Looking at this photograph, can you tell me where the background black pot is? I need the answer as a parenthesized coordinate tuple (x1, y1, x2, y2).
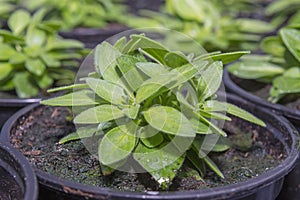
(0, 142, 38, 200)
(126, 0, 164, 14)
(1, 93, 298, 200)
(223, 68, 300, 200)
(0, 95, 40, 130)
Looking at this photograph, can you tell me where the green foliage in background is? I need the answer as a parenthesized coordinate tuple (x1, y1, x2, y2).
(228, 24, 300, 103)
(42, 34, 265, 189)
(123, 0, 275, 52)
(23, 0, 126, 30)
(0, 9, 84, 98)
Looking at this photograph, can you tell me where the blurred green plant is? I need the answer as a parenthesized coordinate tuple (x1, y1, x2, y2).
(0, 0, 18, 25)
(0, 9, 84, 98)
(42, 34, 265, 189)
(228, 25, 300, 103)
(123, 0, 274, 52)
(265, 0, 300, 27)
(22, 0, 126, 30)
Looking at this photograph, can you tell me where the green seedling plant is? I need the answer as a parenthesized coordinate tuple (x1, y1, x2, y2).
(42, 34, 265, 189)
(124, 0, 274, 52)
(228, 25, 300, 103)
(0, 9, 85, 98)
(22, 0, 126, 30)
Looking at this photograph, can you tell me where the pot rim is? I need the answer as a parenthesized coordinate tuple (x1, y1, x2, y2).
(0, 98, 41, 107)
(0, 141, 38, 200)
(223, 67, 300, 121)
(1, 94, 299, 199)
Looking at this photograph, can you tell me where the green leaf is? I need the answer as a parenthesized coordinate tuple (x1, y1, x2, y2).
(203, 100, 266, 127)
(260, 36, 285, 57)
(40, 53, 60, 67)
(0, 79, 14, 91)
(208, 51, 250, 65)
(47, 84, 88, 93)
(283, 67, 300, 78)
(0, 63, 13, 81)
(227, 60, 284, 79)
(47, 39, 84, 50)
(189, 118, 212, 134)
(187, 149, 206, 177)
(25, 59, 46, 76)
(199, 150, 224, 178)
(59, 126, 99, 144)
(0, 30, 24, 44)
(193, 134, 231, 152)
(272, 76, 300, 97)
(236, 19, 274, 34)
(198, 61, 223, 101)
(41, 90, 99, 106)
(196, 113, 227, 137)
(13, 72, 39, 98)
(168, 0, 208, 22)
(0, 44, 16, 60)
(123, 35, 168, 60)
(116, 54, 145, 91)
(122, 105, 140, 119)
(9, 52, 26, 64)
(136, 61, 208, 103)
(280, 28, 300, 62)
(94, 42, 122, 84)
(113, 36, 127, 51)
(36, 73, 53, 89)
(143, 106, 195, 137)
(226, 103, 266, 126)
(26, 28, 46, 47)
(140, 128, 164, 148)
(134, 142, 185, 189)
(99, 125, 136, 165)
(136, 62, 169, 77)
(74, 104, 125, 124)
(8, 10, 31, 35)
(86, 77, 128, 105)
(192, 140, 224, 178)
(164, 51, 188, 68)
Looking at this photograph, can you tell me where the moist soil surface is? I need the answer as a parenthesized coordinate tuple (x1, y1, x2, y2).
(232, 75, 300, 110)
(10, 106, 285, 192)
(0, 166, 23, 200)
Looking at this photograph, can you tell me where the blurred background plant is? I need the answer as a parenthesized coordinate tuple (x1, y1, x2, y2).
(21, 0, 126, 30)
(123, 0, 276, 52)
(228, 22, 300, 103)
(0, 9, 85, 98)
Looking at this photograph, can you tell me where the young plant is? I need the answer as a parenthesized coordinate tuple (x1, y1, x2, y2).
(22, 0, 126, 30)
(124, 0, 274, 52)
(42, 34, 265, 189)
(0, 9, 84, 98)
(228, 25, 300, 103)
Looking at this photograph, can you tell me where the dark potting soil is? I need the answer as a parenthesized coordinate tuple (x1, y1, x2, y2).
(231, 75, 300, 110)
(10, 106, 285, 192)
(0, 166, 23, 200)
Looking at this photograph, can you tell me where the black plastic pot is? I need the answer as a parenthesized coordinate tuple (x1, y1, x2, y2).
(126, 0, 164, 14)
(59, 26, 127, 49)
(223, 68, 300, 200)
(0, 96, 40, 129)
(0, 142, 38, 200)
(1, 93, 298, 200)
